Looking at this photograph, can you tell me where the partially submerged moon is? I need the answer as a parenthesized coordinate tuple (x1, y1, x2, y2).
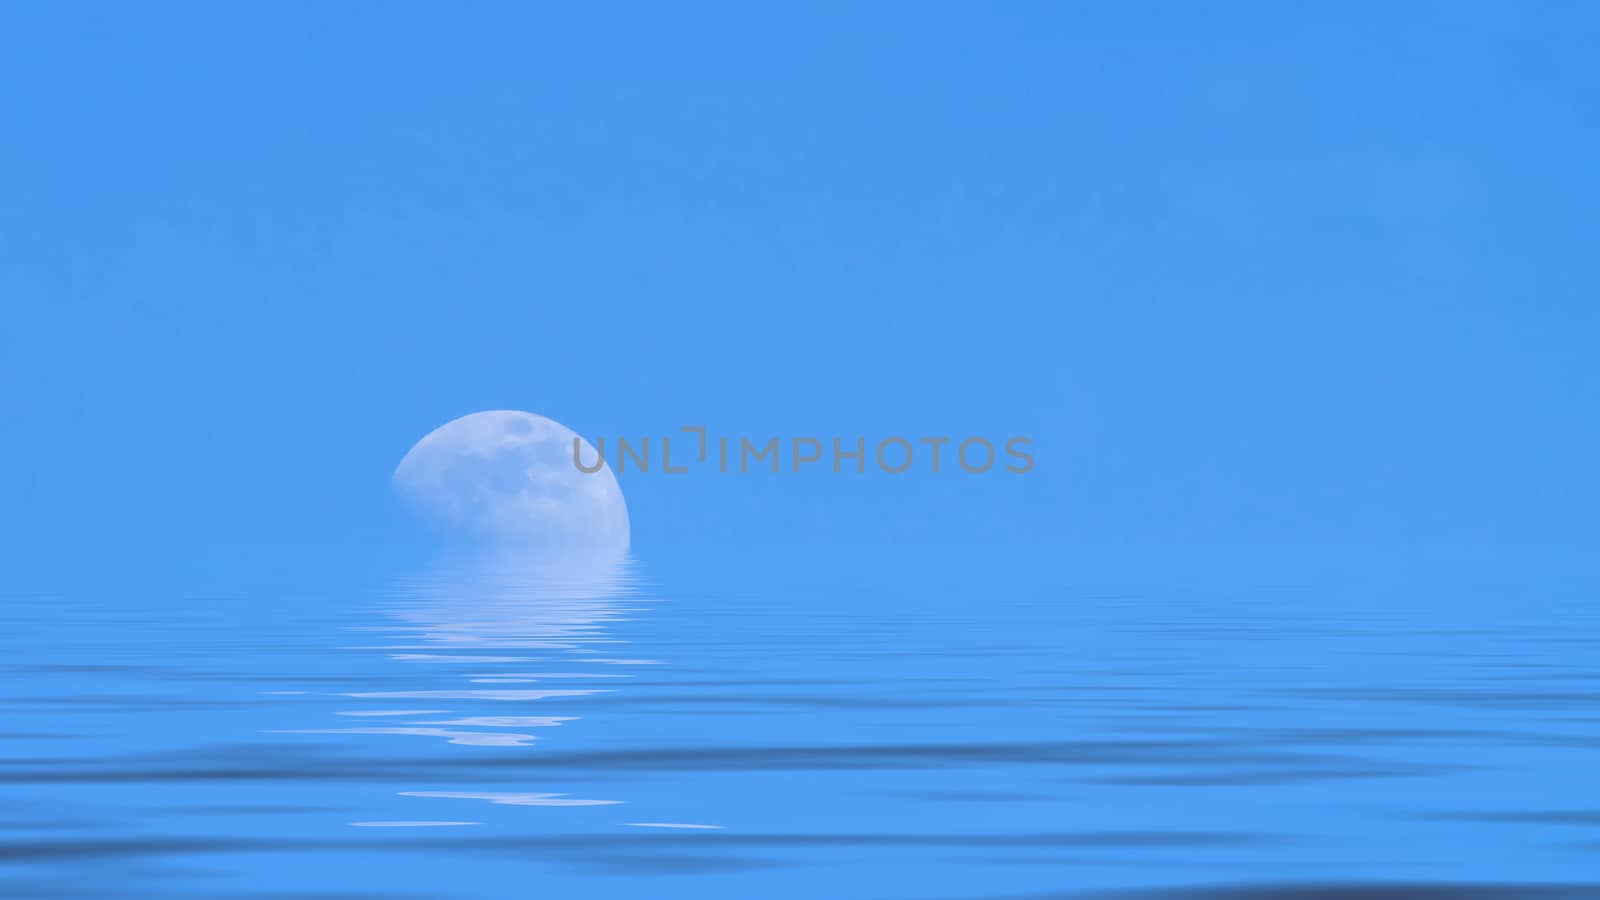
(393, 410, 629, 554)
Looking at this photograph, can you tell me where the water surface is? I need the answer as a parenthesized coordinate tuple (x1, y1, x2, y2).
(3, 551, 1599, 898)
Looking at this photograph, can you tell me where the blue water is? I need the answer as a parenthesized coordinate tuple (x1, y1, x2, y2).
(4, 548, 1600, 898)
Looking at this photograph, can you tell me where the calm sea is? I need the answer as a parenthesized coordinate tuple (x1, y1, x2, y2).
(3, 547, 1599, 898)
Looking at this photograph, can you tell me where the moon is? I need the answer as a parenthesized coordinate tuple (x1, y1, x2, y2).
(393, 410, 629, 554)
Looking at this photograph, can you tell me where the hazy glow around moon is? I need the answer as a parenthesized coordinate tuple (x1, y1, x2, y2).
(393, 410, 629, 552)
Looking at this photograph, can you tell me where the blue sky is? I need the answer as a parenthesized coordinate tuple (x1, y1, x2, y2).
(1, 3, 1596, 587)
